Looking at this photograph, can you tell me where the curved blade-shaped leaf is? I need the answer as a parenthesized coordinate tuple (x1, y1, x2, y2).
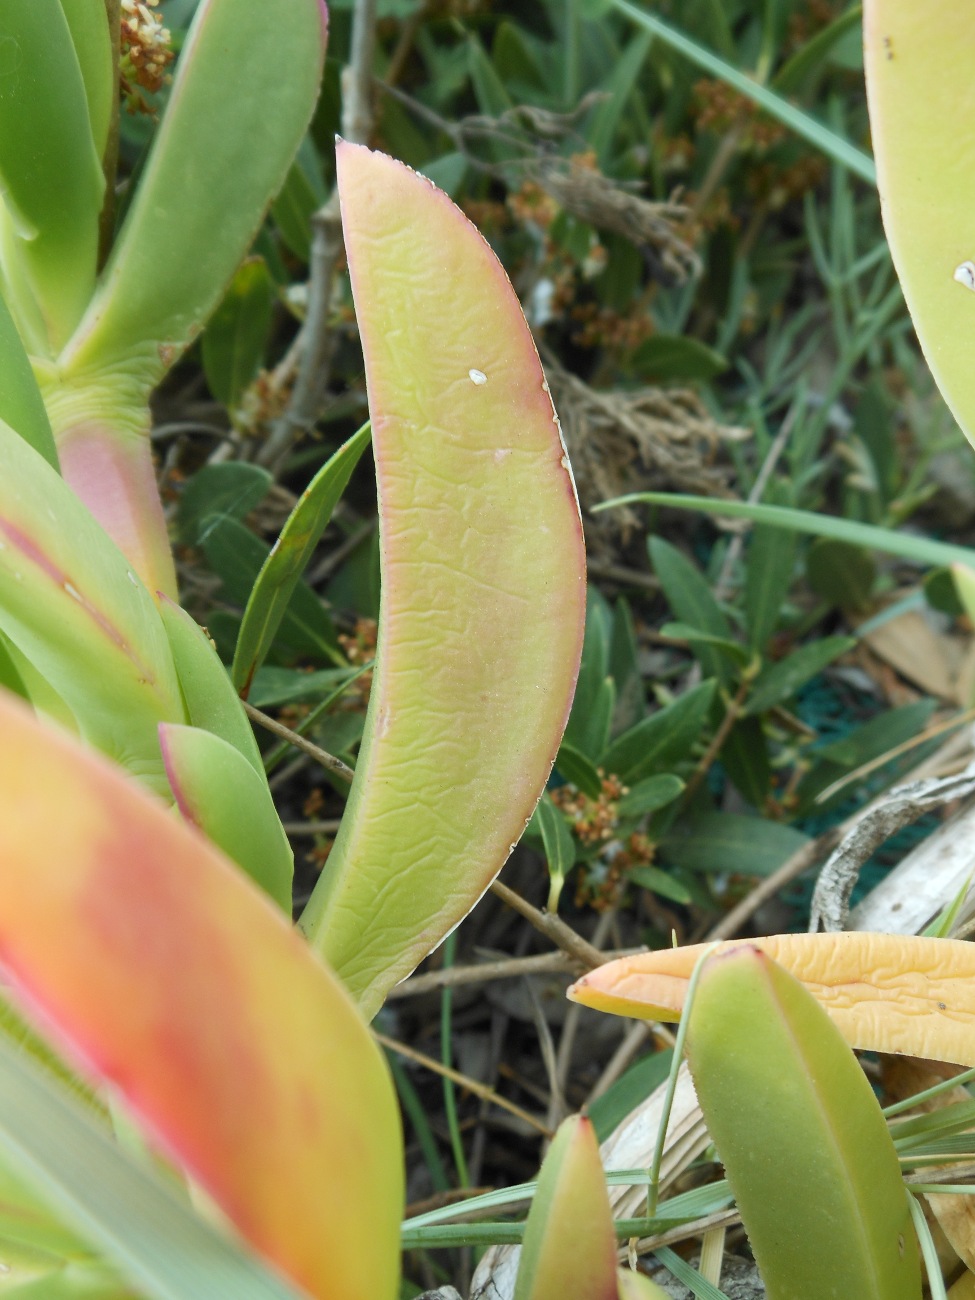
(0, 295, 59, 470)
(616, 1272, 671, 1300)
(685, 948, 920, 1300)
(513, 1115, 617, 1300)
(158, 597, 264, 773)
(0, 0, 103, 350)
(61, 0, 328, 379)
(59, 0, 114, 159)
(160, 722, 293, 912)
(232, 421, 371, 697)
(0, 691, 403, 1300)
(299, 143, 586, 1017)
(0, 420, 183, 795)
(569, 932, 975, 1069)
(864, 0, 975, 445)
(0, 1031, 300, 1299)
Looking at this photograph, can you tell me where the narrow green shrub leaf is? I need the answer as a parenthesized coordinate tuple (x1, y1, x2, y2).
(806, 538, 877, 611)
(628, 865, 692, 905)
(554, 742, 604, 800)
(271, 135, 329, 261)
(247, 665, 356, 710)
(649, 538, 733, 684)
(660, 622, 751, 667)
(513, 1116, 617, 1300)
(62, 0, 327, 380)
(609, 597, 645, 733)
(618, 773, 684, 819)
(563, 593, 612, 752)
(202, 516, 343, 666)
(232, 422, 371, 696)
(684, 949, 921, 1299)
(719, 716, 772, 807)
(0, 0, 103, 350)
(533, 793, 577, 911)
(602, 680, 716, 784)
(661, 813, 809, 876)
(177, 463, 273, 547)
(202, 257, 275, 410)
(745, 524, 796, 651)
(632, 334, 728, 382)
(299, 144, 586, 1017)
(0, 295, 59, 469)
(744, 635, 857, 716)
(160, 723, 293, 911)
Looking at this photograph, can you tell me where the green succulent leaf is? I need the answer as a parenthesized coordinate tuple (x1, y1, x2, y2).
(513, 1115, 617, 1300)
(0, 295, 59, 470)
(61, 0, 328, 382)
(157, 597, 264, 774)
(685, 948, 921, 1300)
(0, 420, 184, 795)
(864, 0, 975, 447)
(160, 723, 293, 911)
(299, 145, 586, 1018)
(59, 0, 114, 159)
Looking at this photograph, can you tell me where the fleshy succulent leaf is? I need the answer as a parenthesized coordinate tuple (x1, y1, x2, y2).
(513, 1115, 617, 1300)
(232, 421, 372, 697)
(0, 0, 103, 351)
(0, 690, 403, 1300)
(61, 0, 328, 381)
(157, 597, 264, 774)
(569, 932, 975, 1069)
(616, 1271, 673, 1300)
(0, 420, 184, 795)
(0, 295, 59, 470)
(863, 0, 975, 445)
(684, 948, 920, 1300)
(0, 1029, 303, 1299)
(298, 143, 586, 1017)
(59, 0, 115, 159)
(160, 722, 294, 911)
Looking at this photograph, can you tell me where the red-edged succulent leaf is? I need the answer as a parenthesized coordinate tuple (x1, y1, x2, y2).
(0, 418, 184, 795)
(513, 1115, 617, 1300)
(0, 689, 403, 1300)
(299, 143, 586, 1017)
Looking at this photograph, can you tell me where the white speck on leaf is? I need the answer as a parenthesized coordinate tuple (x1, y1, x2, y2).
(954, 261, 975, 291)
(64, 583, 82, 602)
(468, 368, 487, 386)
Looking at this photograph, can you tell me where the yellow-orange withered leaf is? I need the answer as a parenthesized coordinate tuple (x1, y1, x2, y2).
(569, 932, 975, 1068)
